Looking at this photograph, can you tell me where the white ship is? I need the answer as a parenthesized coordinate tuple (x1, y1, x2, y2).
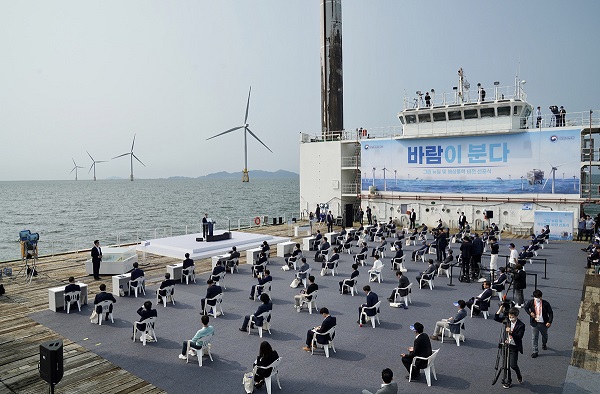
(299, 68, 600, 236)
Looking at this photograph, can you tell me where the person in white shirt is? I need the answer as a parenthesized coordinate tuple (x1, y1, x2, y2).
(508, 243, 519, 266)
(369, 255, 384, 282)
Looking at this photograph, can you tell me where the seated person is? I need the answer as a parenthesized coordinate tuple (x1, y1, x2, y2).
(200, 279, 222, 315)
(157, 273, 176, 304)
(314, 237, 330, 261)
(240, 293, 272, 331)
(250, 269, 272, 299)
(133, 300, 157, 340)
(302, 307, 336, 351)
(371, 238, 387, 257)
(339, 263, 359, 293)
(321, 247, 340, 273)
(391, 246, 404, 264)
(368, 255, 384, 281)
(226, 247, 240, 270)
(416, 259, 436, 283)
(338, 227, 347, 243)
(178, 315, 214, 360)
(465, 281, 493, 313)
(285, 243, 302, 268)
(492, 267, 507, 292)
(587, 244, 600, 269)
(436, 249, 454, 273)
(409, 228, 419, 241)
(358, 285, 379, 324)
(411, 241, 429, 261)
(294, 275, 318, 312)
(518, 246, 532, 264)
(93, 283, 116, 321)
(463, 222, 471, 233)
(354, 242, 368, 263)
(388, 270, 410, 308)
(312, 230, 323, 250)
(430, 299, 467, 340)
(252, 252, 268, 277)
(130, 262, 144, 283)
(361, 368, 398, 394)
(391, 238, 404, 252)
(252, 341, 279, 390)
(210, 260, 226, 281)
(435, 219, 443, 230)
(182, 253, 195, 274)
(296, 258, 310, 282)
(64, 276, 80, 294)
(261, 241, 271, 256)
(396, 229, 406, 241)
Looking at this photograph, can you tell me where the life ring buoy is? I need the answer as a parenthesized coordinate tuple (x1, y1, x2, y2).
(254, 217, 261, 226)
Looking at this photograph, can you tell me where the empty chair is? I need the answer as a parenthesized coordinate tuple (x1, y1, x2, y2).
(311, 326, 336, 358)
(255, 357, 282, 394)
(182, 267, 197, 283)
(300, 290, 319, 314)
(157, 285, 176, 307)
(128, 276, 146, 297)
(132, 316, 157, 346)
(64, 291, 81, 314)
(96, 300, 114, 325)
(203, 293, 224, 317)
(442, 320, 465, 346)
(247, 311, 272, 338)
(392, 283, 413, 306)
(360, 300, 382, 328)
(186, 334, 213, 367)
(409, 349, 440, 386)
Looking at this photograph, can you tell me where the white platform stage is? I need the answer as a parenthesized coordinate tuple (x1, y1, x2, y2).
(136, 231, 290, 260)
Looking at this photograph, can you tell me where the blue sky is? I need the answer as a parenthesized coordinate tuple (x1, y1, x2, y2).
(0, 0, 598, 181)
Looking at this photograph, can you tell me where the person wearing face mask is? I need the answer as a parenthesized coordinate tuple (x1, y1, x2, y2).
(524, 290, 553, 358)
(494, 305, 525, 389)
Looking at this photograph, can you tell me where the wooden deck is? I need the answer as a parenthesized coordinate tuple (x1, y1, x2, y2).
(572, 271, 600, 372)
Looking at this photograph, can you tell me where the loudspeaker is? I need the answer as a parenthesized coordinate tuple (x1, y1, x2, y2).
(485, 210, 494, 219)
(40, 340, 63, 385)
(344, 204, 354, 227)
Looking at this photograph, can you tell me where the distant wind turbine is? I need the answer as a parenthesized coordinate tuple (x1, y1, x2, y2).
(206, 86, 272, 182)
(372, 167, 376, 186)
(70, 158, 84, 181)
(87, 151, 106, 181)
(382, 167, 388, 191)
(112, 134, 145, 181)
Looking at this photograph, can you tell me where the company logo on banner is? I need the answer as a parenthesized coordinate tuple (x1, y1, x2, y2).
(533, 211, 574, 241)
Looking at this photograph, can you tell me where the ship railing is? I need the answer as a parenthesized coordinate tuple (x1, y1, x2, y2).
(341, 156, 360, 167)
(403, 84, 525, 110)
(529, 109, 600, 129)
(300, 126, 404, 143)
(341, 183, 360, 195)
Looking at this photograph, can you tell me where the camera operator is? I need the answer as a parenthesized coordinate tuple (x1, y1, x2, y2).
(512, 264, 527, 307)
(494, 304, 525, 388)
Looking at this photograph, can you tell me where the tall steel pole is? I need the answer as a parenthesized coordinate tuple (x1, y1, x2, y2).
(589, 110, 593, 200)
(320, 0, 343, 138)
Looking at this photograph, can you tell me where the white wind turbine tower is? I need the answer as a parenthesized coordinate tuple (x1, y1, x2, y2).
(394, 169, 397, 185)
(371, 167, 376, 186)
(542, 160, 576, 194)
(206, 86, 272, 182)
(381, 166, 388, 191)
(70, 158, 84, 181)
(87, 151, 106, 181)
(112, 134, 146, 181)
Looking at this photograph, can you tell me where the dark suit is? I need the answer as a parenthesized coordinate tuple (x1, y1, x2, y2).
(402, 333, 433, 379)
(250, 275, 272, 298)
(416, 264, 435, 282)
(202, 217, 208, 238)
(323, 253, 339, 269)
(466, 288, 493, 311)
(326, 214, 334, 232)
(359, 291, 379, 322)
(390, 275, 410, 299)
(524, 298, 553, 353)
(201, 284, 223, 313)
(409, 211, 416, 229)
(315, 241, 330, 260)
(339, 270, 359, 292)
(242, 301, 272, 330)
(91, 245, 102, 279)
(64, 283, 81, 294)
(211, 265, 226, 281)
(130, 268, 144, 283)
(254, 350, 279, 382)
(182, 258, 195, 271)
(306, 315, 336, 346)
(494, 313, 525, 384)
(304, 283, 318, 301)
(492, 273, 507, 291)
(135, 307, 157, 330)
(93, 291, 116, 319)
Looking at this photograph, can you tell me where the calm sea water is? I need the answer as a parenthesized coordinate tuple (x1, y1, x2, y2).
(0, 178, 299, 262)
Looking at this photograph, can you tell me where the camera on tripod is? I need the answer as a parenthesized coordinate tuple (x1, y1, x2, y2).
(20, 230, 40, 259)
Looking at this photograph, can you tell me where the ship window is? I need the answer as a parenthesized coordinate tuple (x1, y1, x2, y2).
(448, 110, 462, 120)
(480, 108, 495, 118)
(418, 113, 432, 123)
(433, 112, 447, 122)
(464, 109, 478, 119)
(513, 105, 523, 116)
(497, 106, 511, 116)
(405, 114, 416, 124)
(399, 116, 405, 124)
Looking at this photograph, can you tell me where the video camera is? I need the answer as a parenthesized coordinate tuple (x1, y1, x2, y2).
(497, 299, 515, 321)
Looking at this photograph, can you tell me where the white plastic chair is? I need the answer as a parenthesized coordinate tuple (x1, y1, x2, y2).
(341, 278, 358, 296)
(226, 258, 239, 274)
(96, 300, 114, 325)
(297, 267, 312, 288)
(128, 276, 146, 297)
(442, 320, 465, 346)
(470, 296, 492, 319)
(360, 300, 382, 328)
(255, 357, 282, 394)
(287, 256, 299, 270)
(182, 266, 196, 283)
(322, 260, 339, 276)
(64, 291, 81, 313)
(409, 348, 439, 386)
(354, 253, 367, 267)
(254, 283, 272, 301)
(391, 256, 407, 272)
(252, 262, 267, 278)
(419, 274, 435, 290)
(157, 285, 175, 307)
(491, 280, 507, 300)
(311, 326, 336, 358)
(300, 290, 318, 314)
(133, 316, 157, 346)
(393, 283, 413, 305)
(186, 334, 213, 367)
(437, 264, 450, 278)
(203, 293, 224, 317)
(212, 270, 227, 289)
(369, 264, 384, 283)
(248, 311, 272, 338)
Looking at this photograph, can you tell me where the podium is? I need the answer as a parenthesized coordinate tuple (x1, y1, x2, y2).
(207, 221, 214, 237)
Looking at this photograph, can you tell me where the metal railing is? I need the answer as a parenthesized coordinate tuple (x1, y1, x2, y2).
(403, 84, 526, 110)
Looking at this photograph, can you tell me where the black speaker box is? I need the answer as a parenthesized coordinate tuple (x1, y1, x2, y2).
(40, 340, 63, 385)
(485, 210, 494, 219)
(344, 204, 354, 227)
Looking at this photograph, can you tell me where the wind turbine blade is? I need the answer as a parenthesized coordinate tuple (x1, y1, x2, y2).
(244, 86, 252, 124)
(206, 126, 245, 140)
(89, 164, 94, 173)
(96, 160, 107, 163)
(72, 158, 76, 166)
(112, 153, 130, 159)
(132, 153, 146, 167)
(542, 177, 549, 189)
(131, 133, 136, 152)
(70, 167, 76, 174)
(87, 151, 94, 161)
(246, 127, 273, 153)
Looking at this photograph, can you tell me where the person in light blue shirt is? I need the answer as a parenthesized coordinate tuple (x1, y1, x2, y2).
(179, 315, 214, 359)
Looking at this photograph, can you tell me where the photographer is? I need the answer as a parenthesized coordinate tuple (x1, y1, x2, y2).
(494, 305, 525, 388)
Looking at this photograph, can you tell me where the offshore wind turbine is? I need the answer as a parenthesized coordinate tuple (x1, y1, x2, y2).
(87, 151, 106, 181)
(206, 86, 272, 182)
(70, 158, 84, 181)
(112, 134, 145, 181)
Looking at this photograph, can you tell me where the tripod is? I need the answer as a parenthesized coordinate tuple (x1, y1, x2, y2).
(492, 317, 511, 386)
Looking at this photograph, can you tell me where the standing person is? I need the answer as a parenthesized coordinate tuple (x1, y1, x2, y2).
(179, 315, 214, 360)
(424, 91, 431, 107)
(91, 240, 102, 280)
(362, 368, 398, 394)
(489, 237, 499, 271)
(472, 233, 484, 279)
(577, 216, 587, 241)
(513, 264, 526, 307)
(585, 216, 595, 242)
(359, 207, 365, 225)
(401, 322, 433, 381)
(559, 106, 566, 127)
(202, 213, 209, 240)
(524, 290, 553, 358)
(494, 305, 525, 388)
(315, 204, 321, 223)
(252, 341, 279, 390)
(409, 210, 416, 229)
(436, 229, 447, 262)
(458, 212, 467, 231)
(366, 206, 373, 225)
(508, 243, 519, 266)
(326, 211, 334, 232)
(536, 106, 542, 128)
(459, 236, 473, 282)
